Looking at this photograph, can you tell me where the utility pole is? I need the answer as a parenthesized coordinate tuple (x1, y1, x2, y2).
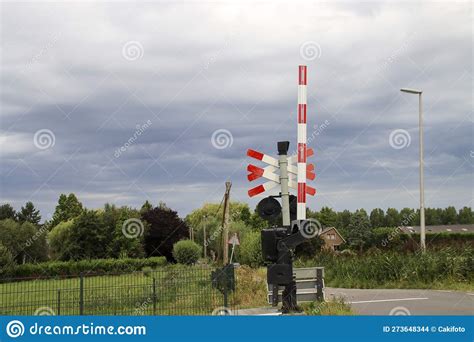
(400, 88, 425, 252)
(222, 181, 232, 264)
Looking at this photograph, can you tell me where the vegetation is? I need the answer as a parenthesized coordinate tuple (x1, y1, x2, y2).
(1, 257, 166, 278)
(173, 240, 201, 265)
(296, 247, 474, 291)
(302, 298, 354, 316)
(0, 219, 48, 264)
(0, 265, 220, 315)
(239, 231, 263, 268)
(142, 203, 189, 261)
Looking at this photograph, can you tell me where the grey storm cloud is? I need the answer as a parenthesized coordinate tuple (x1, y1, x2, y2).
(0, 1, 472, 220)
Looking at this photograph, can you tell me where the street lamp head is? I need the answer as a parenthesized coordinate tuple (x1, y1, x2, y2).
(400, 88, 422, 94)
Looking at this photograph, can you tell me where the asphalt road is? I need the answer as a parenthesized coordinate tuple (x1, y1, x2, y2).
(325, 287, 474, 315)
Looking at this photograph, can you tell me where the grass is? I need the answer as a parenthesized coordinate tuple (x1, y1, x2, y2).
(234, 266, 268, 308)
(302, 297, 354, 316)
(3, 248, 470, 316)
(295, 248, 474, 292)
(0, 265, 225, 315)
(234, 266, 354, 315)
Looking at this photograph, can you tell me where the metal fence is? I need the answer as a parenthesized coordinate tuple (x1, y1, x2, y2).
(0, 266, 235, 315)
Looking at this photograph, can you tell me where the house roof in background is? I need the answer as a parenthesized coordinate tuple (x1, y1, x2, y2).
(321, 227, 346, 243)
(399, 224, 474, 234)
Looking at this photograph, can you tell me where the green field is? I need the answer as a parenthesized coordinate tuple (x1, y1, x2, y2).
(0, 266, 227, 316)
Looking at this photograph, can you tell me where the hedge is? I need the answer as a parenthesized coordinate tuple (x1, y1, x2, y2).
(172, 240, 201, 265)
(1, 257, 167, 279)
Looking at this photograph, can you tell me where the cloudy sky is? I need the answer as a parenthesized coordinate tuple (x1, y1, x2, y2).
(0, 1, 472, 220)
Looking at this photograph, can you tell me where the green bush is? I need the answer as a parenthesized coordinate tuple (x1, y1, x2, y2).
(0, 243, 14, 274)
(296, 247, 474, 289)
(1, 257, 167, 279)
(239, 231, 263, 267)
(172, 240, 201, 265)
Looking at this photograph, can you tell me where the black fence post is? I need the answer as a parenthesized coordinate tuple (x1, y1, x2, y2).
(57, 289, 61, 316)
(79, 274, 84, 315)
(152, 277, 157, 315)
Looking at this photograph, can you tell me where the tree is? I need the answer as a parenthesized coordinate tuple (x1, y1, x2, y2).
(336, 210, 352, 231)
(425, 208, 442, 225)
(442, 206, 457, 225)
(0, 243, 14, 271)
(140, 200, 153, 214)
(0, 204, 16, 221)
(0, 219, 48, 264)
(49, 193, 83, 228)
(16, 201, 41, 225)
(107, 205, 144, 259)
(318, 207, 338, 227)
(369, 208, 385, 228)
(142, 205, 189, 261)
(385, 208, 400, 227)
(400, 208, 415, 226)
(458, 207, 473, 224)
(346, 209, 372, 251)
(48, 220, 74, 260)
(68, 210, 107, 260)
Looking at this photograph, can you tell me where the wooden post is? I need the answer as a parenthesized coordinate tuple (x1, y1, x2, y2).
(222, 181, 232, 264)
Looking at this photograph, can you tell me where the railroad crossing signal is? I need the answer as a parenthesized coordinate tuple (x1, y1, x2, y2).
(246, 66, 315, 221)
(246, 148, 316, 198)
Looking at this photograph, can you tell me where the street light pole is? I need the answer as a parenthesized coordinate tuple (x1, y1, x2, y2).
(400, 88, 425, 253)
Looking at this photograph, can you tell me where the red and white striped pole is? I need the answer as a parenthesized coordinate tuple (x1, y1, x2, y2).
(297, 65, 307, 220)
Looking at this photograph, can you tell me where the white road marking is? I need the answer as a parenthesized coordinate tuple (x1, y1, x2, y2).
(349, 297, 429, 304)
(259, 313, 282, 316)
